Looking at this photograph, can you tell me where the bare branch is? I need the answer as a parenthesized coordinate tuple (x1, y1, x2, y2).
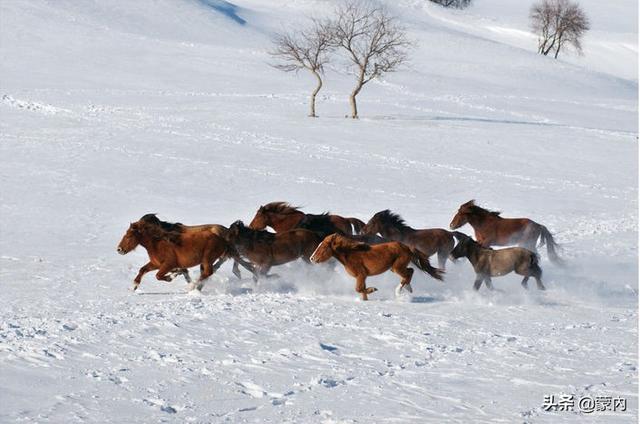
(331, 1, 412, 118)
(530, 0, 590, 58)
(269, 18, 335, 117)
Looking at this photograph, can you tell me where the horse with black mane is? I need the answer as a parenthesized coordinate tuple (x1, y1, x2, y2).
(363, 210, 460, 269)
(117, 218, 239, 291)
(249, 202, 365, 235)
(449, 200, 561, 264)
(227, 220, 323, 278)
(139, 214, 257, 279)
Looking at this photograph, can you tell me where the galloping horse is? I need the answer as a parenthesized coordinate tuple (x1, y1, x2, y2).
(117, 219, 236, 291)
(140, 214, 256, 279)
(450, 233, 545, 291)
(449, 200, 561, 264)
(310, 234, 444, 300)
(249, 202, 365, 235)
(227, 220, 322, 278)
(362, 210, 459, 269)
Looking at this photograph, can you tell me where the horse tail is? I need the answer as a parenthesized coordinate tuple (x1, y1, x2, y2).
(539, 225, 563, 265)
(347, 217, 366, 235)
(529, 252, 543, 276)
(410, 249, 444, 281)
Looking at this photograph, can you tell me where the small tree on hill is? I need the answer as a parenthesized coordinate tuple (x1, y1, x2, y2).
(331, 1, 411, 119)
(429, 0, 472, 9)
(530, 0, 590, 59)
(270, 19, 334, 117)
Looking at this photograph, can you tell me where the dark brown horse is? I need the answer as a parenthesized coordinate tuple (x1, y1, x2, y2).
(449, 200, 561, 264)
(310, 233, 444, 300)
(227, 220, 322, 278)
(450, 233, 545, 291)
(362, 210, 459, 269)
(117, 219, 236, 291)
(249, 202, 365, 235)
(139, 214, 256, 280)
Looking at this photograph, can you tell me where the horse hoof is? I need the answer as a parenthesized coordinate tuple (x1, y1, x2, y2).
(405, 284, 413, 293)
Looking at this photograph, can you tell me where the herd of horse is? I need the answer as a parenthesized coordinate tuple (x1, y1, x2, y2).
(117, 200, 561, 300)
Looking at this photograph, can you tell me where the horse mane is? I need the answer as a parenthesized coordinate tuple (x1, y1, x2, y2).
(464, 201, 501, 217)
(140, 213, 185, 232)
(232, 220, 276, 243)
(332, 234, 371, 252)
(296, 213, 342, 237)
(261, 202, 304, 216)
(373, 210, 413, 231)
(137, 220, 182, 245)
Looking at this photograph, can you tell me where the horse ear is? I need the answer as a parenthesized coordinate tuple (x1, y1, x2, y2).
(463, 199, 475, 207)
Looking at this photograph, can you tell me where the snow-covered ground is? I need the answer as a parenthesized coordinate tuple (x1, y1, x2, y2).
(0, 0, 637, 422)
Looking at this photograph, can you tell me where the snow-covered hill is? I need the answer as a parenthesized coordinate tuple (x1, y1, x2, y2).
(0, 1, 637, 422)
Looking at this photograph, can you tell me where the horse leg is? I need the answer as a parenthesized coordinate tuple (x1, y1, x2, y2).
(355, 275, 376, 301)
(133, 262, 158, 291)
(392, 264, 414, 296)
(192, 261, 213, 291)
(233, 255, 257, 280)
(155, 264, 176, 283)
(232, 261, 242, 279)
(437, 250, 448, 270)
(531, 264, 546, 290)
(484, 277, 494, 290)
(520, 276, 529, 290)
(473, 275, 484, 291)
(177, 268, 191, 284)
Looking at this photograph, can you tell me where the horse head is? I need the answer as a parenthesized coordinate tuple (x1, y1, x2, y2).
(249, 205, 268, 230)
(117, 222, 142, 254)
(449, 200, 475, 229)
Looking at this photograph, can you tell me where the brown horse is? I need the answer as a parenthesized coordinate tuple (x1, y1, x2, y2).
(249, 202, 365, 235)
(117, 219, 236, 291)
(450, 233, 545, 291)
(139, 214, 257, 279)
(449, 200, 561, 264)
(362, 210, 458, 269)
(227, 220, 323, 278)
(310, 233, 444, 300)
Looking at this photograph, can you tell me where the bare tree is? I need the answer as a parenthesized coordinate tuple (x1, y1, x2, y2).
(331, 1, 411, 119)
(270, 19, 333, 117)
(530, 0, 590, 59)
(429, 0, 472, 9)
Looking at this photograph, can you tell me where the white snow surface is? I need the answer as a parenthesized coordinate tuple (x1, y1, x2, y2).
(0, 0, 637, 422)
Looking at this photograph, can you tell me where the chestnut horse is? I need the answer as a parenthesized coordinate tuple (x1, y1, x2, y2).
(117, 219, 236, 291)
(249, 202, 365, 235)
(139, 214, 257, 279)
(310, 233, 444, 300)
(450, 233, 545, 291)
(449, 200, 561, 264)
(362, 210, 459, 269)
(227, 220, 322, 278)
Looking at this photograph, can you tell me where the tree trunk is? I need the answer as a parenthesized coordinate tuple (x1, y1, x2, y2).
(553, 36, 562, 58)
(542, 35, 556, 56)
(309, 71, 322, 118)
(349, 69, 366, 119)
